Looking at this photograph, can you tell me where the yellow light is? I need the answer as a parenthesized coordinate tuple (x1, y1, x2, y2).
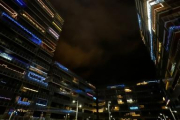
(153, 3, 164, 31)
(52, 22, 62, 32)
(137, 81, 148, 86)
(1, 64, 25, 75)
(117, 99, 124, 104)
(127, 99, 134, 103)
(37, 0, 54, 18)
(166, 82, 169, 90)
(117, 95, 123, 98)
(125, 89, 132, 92)
(139, 105, 144, 108)
(23, 87, 38, 92)
(114, 106, 119, 111)
(162, 106, 168, 109)
(55, 13, 64, 24)
(0, 1, 18, 19)
(21, 12, 45, 33)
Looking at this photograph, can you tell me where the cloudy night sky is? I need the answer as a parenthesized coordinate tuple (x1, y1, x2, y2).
(50, 0, 156, 86)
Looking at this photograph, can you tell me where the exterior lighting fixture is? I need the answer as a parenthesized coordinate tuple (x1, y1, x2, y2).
(79, 104, 82, 108)
(72, 100, 82, 120)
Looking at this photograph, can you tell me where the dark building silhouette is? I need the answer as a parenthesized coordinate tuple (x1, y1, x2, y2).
(96, 80, 175, 120)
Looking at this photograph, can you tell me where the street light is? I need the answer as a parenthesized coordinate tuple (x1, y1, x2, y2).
(72, 100, 82, 120)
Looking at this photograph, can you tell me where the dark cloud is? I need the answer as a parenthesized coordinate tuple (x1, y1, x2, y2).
(51, 0, 156, 86)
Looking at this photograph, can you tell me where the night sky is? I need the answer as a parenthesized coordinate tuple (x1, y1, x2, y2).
(50, 0, 157, 86)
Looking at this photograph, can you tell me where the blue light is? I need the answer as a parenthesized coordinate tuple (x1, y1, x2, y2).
(0, 52, 13, 61)
(130, 106, 138, 110)
(27, 71, 48, 86)
(166, 26, 180, 51)
(17, 97, 30, 106)
(15, 0, 26, 7)
(55, 62, 68, 71)
(147, 80, 159, 83)
(1, 12, 42, 45)
(93, 97, 97, 100)
(107, 84, 125, 89)
(18, 100, 30, 106)
(74, 89, 83, 93)
(137, 14, 142, 30)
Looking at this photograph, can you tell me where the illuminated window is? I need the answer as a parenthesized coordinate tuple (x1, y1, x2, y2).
(114, 106, 119, 111)
(36, 98, 48, 106)
(130, 106, 138, 110)
(125, 89, 132, 92)
(131, 112, 140, 116)
(117, 99, 124, 104)
(136, 81, 148, 86)
(29, 66, 47, 77)
(117, 95, 123, 98)
(139, 105, 144, 108)
(127, 99, 134, 104)
(73, 78, 79, 84)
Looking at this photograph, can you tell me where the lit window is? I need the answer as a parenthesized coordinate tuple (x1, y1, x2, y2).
(136, 81, 148, 86)
(139, 105, 144, 108)
(117, 95, 123, 98)
(114, 106, 119, 111)
(117, 99, 124, 104)
(125, 89, 132, 92)
(127, 99, 134, 104)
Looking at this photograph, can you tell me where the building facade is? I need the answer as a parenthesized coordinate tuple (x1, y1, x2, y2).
(96, 80, 176, 120)
(135, 0, 180, 117)
(0, 0, 96, 119)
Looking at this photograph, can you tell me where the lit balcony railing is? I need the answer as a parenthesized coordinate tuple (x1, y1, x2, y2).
(48, 27, 59, 40)
(0, 0, 18, 19)
(37, 0, 54, 18)
(21, 11, 46, 33)
(1, 12, 42, 46)
(29, 65, 47, 77)
(14, 0, 26, 7)
(27, 71, 48, 86)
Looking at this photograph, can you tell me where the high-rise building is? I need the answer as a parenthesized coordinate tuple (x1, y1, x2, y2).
(135, 0, 180, 117)
(96, 80, 176, 120)
(0, 0, 96, 119)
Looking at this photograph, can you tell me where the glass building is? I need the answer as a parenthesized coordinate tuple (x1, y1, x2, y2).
(0, 0, 96, 119)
